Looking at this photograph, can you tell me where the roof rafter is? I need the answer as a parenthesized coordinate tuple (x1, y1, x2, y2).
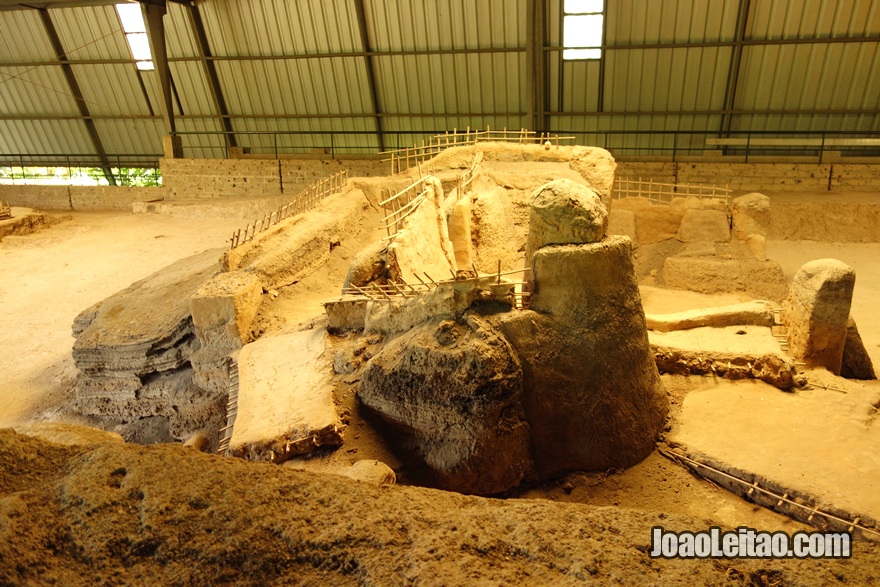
(37, 6, 116, 184)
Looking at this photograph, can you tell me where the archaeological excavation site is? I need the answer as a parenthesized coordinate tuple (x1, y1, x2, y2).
(2, 0, 879, 584)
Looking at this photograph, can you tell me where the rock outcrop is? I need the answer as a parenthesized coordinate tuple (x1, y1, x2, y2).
(524, 178, 608, 265)
(569, 145, 617, 202)
(841, 317, 877, 380)
(731, 193, 771, 261)
(190, 270, 263, 394)
(784, 259, 856, 375)
(72, 249, 224, 437)
(359, 315, 532, 495)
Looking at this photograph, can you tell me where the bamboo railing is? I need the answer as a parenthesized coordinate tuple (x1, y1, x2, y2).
(612, 176, 731, 204)
(379, 126, 576, 175)
(339, 266, 532, 310)
(228, 169, 348, 249)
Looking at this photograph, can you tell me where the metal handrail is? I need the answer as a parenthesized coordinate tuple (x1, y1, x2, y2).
(2, 130, 878, 170)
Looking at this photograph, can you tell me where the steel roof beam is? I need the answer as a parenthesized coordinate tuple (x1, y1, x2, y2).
(37, 7, 116, 184)
(526, 0, 547, 133)
(720, 0, 752, 136)
(353, 0, 384, 152)
(142, 1, 181, 156)
(186, 2, 236, 148)
(4, 107, 877, 121)
(0, 0, 190, 9)
(2, 33, 873, 69)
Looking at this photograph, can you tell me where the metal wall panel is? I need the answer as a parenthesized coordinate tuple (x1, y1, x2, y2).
(175, 117, 229, 159)
(230, 116, 379, 155)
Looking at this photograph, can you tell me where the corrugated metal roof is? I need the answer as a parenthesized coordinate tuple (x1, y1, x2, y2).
(164, 2, 199, 58)
(605, 0, 740, 45)
(92, 118, 164, 157)
(603, 46, 731, 112)
(368, 0, 526, 51)
(0, 10, 57, 62)
(0, 65, 82, 115)
(0, 119, 95, 156)
(213, 57, 373, 116)
(0, 0, 877, 166)
(168, 60, 222, 117)
(200, 0, 361, 56)
(736, 41, 880, 111)
(374, 52, 525, 115)
(749, 0, 880, 39)
(48, 5, 130, 61)
(69, 63, 152, 116)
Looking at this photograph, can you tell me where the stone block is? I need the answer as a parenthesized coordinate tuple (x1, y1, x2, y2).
(784, 259, 856, 375)
(191, 270, 263, 348)
(841, 317, 877, 380)
(324, 297, 369, 332)
(229, 329, 343, 462)
(569, 146, 617, 200)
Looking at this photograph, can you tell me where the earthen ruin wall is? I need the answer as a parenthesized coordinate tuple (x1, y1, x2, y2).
(0, 185, 166, 210)
(617, 161, 880, 192)
(1, 159, 876, 211)
(160, 157, 388, 200)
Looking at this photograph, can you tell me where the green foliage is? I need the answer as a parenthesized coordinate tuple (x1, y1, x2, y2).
(86, 167, 163, 187)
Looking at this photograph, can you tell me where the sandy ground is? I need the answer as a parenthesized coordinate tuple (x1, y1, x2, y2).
(0, 211, 242, 427)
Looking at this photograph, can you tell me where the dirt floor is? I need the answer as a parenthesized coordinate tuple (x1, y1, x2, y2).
(2, 201, 880, 583)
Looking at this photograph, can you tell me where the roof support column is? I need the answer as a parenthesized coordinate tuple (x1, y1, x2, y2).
(526, 0, 547, 133)
(38, 7, 117, 185)
(186, 2, 236, 149)
(354, 0, 384, 152)
(720, 0, 751, 136)
(142, 1, 182, 157)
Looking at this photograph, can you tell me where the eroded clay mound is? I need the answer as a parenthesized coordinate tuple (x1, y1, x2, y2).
(4, 430, 877, 585)
(359, 314, 532, 495)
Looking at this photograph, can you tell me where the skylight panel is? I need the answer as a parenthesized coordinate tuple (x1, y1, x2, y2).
(116, 3, 153, 70)
(563, 0, 604, 61)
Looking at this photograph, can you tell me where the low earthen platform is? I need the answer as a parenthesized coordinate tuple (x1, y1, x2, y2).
(667, 374, 880, 539)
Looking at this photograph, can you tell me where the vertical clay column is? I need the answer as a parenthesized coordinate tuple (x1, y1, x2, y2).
(501, 179, 668, 478)
(784, 259, 856, 375)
